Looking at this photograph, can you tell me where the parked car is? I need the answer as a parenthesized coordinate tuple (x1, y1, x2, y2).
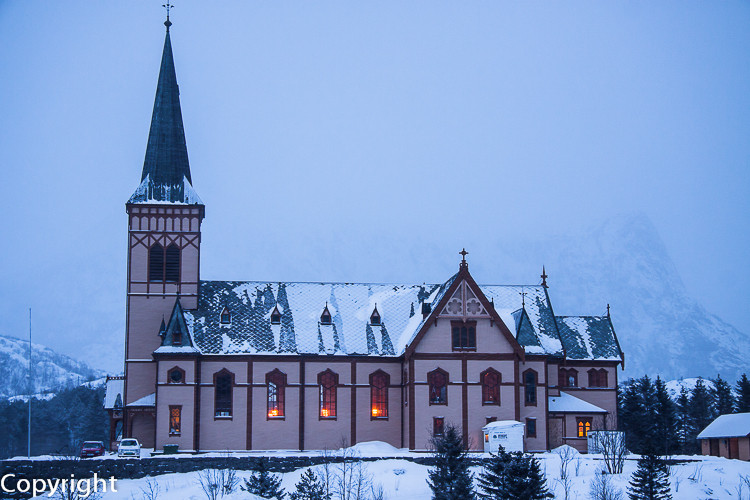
(117, 438, 141, 458)
(79, 441, 105, 458)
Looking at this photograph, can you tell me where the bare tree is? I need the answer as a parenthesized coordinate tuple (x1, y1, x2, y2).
(589, 431, 627, 474)
(332, 438, 373, 500)
(139, 478, 160, 500)
(197, 468, 239, 500)
(555, 446, 576, 500)
(589, 469, 624, 500)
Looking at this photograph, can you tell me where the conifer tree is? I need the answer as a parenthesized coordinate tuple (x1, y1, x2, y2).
(653, 377, 677, 456)
(712, 375, 735, 415)
(427, 423, 475, 500)
(688, 378, 715, 443)
(477, 445, 552, 499)
(674, 386, 692, 454)
(627, 453, 672, 500)
(737, 374, 750, 413)
(289, 469, 330, 500)
(242, 457, 286, 499)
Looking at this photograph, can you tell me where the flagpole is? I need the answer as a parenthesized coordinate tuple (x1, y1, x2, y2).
(28, 307, 32, 458)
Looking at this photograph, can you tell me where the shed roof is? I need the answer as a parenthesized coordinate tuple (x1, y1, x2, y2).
(548, 391, 607, 413)
(697, 413, 750, 439)
(103, 378, 124, 409)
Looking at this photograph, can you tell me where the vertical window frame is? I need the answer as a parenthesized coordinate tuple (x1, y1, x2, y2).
(266, 369, 287, 419)
(369, 370, 390, 420)
(450, 321, 477, 351)
(428, 368, 449, 405)
(480, 368, 501, 406)
(148, 243, 164, 283)
(577, 417, 592, 438)
(165, 243, 180, 283)
(523, 369, 538, 406)
(213, 369, 235, 419)
(318, 369, 339, 419)
(433, 417, 445, 437)
(169, 405, 181, 435)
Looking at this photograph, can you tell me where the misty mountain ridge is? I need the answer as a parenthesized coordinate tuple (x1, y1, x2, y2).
(0, 334, 105, 399)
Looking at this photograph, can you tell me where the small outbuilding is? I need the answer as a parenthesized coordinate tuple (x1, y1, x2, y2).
(697, 412, 750, 461)
(482, 420, 525, 453)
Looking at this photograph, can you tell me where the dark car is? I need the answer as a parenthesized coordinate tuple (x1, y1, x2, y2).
(80, 441, 105, 458)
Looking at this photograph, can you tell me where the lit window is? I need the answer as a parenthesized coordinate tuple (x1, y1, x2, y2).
(214, 371, 233, 417)
(267, 370, 286, 418)
(370, 370, 389, 419)
(428, 369, 448, 405)
(481, 369, 500, 405)
(451, 321, 477, 350)
(524, 370, 537, 405)
(577, 418, 592, 437)
(319, 370, 338, 418)
(169, 406, 181, 435)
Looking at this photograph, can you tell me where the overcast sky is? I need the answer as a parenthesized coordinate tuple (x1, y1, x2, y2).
(0, 1, 748, 371)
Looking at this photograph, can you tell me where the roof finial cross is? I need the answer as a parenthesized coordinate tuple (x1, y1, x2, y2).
(541, 266, 548, 288)
(163, 2, 174, 31)
(459, 248, 469, 269)
(520, 291, 527, 307)
(606, 303, 611, 317)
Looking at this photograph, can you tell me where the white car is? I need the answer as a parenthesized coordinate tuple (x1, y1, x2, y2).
(117, 438, 141, 458)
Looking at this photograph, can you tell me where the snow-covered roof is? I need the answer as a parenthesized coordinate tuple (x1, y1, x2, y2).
(548, 391, 607, 413)
(556, 316, 622, 361)
(127, 392, 156, 407)
(174, 274, 621, 362)
(103, 378, 124, 409)
(482, 420, 524, 430)
(697, 413, 750, 439)
(128, 174, 203, 205)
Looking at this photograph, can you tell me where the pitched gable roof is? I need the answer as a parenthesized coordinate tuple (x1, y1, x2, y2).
(555, 316, 622, 361)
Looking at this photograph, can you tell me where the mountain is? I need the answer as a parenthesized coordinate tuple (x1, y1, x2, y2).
(511, 214, 750, 381)
(0, 334, 105, 399)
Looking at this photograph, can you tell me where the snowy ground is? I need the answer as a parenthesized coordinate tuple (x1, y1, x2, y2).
(17, 442, 750, 499)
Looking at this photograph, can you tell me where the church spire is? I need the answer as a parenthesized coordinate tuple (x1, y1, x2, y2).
(128, 11, 202, 205)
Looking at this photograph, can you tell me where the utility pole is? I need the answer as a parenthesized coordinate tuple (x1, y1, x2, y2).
(28, 308, 32, 458)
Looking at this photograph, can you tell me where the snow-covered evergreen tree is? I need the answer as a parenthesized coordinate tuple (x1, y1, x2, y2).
(627, 453, 671, 500)
(242, 457, 286, 499)
(737, 373, 750, 412)
(712, 375, 735, 415)
(289, 469, 330, 500)
(427, 423, 475, 500)
(689, 378, 715, 440)
(477, 445, 552, 499)
(674, 386, 692, 454)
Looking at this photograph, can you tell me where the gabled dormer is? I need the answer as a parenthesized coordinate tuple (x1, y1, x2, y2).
(270, 306, 281, 325)
(320, 304, 332, 325)
(160, 297, 194, 348)
(370, 305, 381, 325)
(220, 306, 231, 325)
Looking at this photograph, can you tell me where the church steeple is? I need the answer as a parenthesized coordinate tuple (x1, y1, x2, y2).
(128, 15, 202, 205)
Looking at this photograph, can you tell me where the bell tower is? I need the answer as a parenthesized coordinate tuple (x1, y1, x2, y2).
(123, 12, 204, 445)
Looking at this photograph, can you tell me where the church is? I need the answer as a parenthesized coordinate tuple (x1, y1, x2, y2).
(106, 17, 624, 454)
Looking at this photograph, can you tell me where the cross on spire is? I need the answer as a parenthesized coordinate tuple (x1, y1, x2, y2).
(520, 291, 527, 307)
(541, 266, 548, 288)
(163, 2, 174, 31)
(459, 248, 469, 269)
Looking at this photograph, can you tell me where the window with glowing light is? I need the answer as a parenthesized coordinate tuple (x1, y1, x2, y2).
(577, 417, 592, 438)
(169, 405, 181, 435)
(370, 370, 389, 419)
(318, 370, 338, 419)
(266, 369, 286, 419)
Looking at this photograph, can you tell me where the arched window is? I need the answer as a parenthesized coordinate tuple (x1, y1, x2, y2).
(524, 369, 537, 406)
(481, 368, 501, 405)
(318, 370, 338, 418)
(577, 418, 592, 437)
(214, 370, 234, 418)
(559, 368, 578, 388)
(370, 306, 381, 325)
(266, 369, 286, 418)
(588, 368, 609, 388)
(598, 369, 608, 387)
(428, 369, 448, 405)
(148, 243, 164, 282)
(370, 370, 389, 419)
(220, 307, 231, 325)
(165, 243, 180, 282)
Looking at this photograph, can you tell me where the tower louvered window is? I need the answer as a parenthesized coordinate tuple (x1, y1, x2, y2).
(149, 243, 164, 282)
(524, 370, 537, 405)
(370, 370, 389, 419)
(267, 370, 286, 418)
(319, 370, 338, 418)
(214, 371, 233, 417)
(165, 244, 180, 282)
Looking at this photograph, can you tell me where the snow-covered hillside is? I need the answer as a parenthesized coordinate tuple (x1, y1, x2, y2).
(0, 334, 105, 399)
